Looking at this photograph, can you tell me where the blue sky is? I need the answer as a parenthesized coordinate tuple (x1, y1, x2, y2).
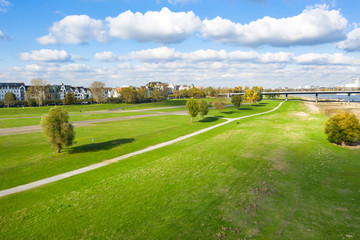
(0, 0, 359, 88)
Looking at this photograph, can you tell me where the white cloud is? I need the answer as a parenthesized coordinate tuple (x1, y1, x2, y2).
(106, 7, 201, 44)
(37, 15, 109, 45)
(337, 27, 360, 52)
(19, 49, 73, 62)
(294, 53, 360, 65)
(201, 4, 347, 47)
(94, 51, 119, 62)
(0, 29, 8, 40)
(128, 47, 293, 64)
(129, 47, 182, 62)
(0, 0, 11, 12)
(259, 52, 294, 63)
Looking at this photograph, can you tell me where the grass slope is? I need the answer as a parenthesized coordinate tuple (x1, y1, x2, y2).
(0, 101, 359, 239)
(0, 115, 225, 190)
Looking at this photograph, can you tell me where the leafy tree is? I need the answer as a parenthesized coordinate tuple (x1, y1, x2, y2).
(244, 89, 260, 105)
(231, 94, 243, 110)
(324, 112, 360, 145)
(26, 79, 51, 107)
(63, 92, 77, 105)
(198, 99, 209, 119)
(151, 89, 163, 102)
(121, 87, 137, 104)
(186, 98, 199, 123)
(252, 86, 263, 102)
(212, 98, 226, 112)
(136, 87, 148, 102)
(89, 81, 105, 103)
(41, 106, 75, 153)
(27, 98, 37, 107)
(4, 92, 16, 108)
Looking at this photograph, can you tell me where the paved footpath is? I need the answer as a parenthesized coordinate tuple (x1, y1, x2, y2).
(0, 101, 284, 197)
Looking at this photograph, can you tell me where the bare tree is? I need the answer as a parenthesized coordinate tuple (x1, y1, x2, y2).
(26, 79, 50, 107)
(89, 81, 105, 103)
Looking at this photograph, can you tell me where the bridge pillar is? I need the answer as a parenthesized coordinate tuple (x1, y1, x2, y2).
(285, 94, 288, 101)
(315, 93, 318, 103)
(348, 93, 350, 103)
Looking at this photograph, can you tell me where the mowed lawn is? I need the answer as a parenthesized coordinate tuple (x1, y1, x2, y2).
(0, 100, 359, 239)
(0, 111, 157, 128)
(0, 115, 226, 190)
(0, 103, 131, 118)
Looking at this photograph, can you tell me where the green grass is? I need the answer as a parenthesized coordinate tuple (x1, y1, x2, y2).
(0, 100, 359, 239)
(0, 115, 225, 189)
(208, 100, 280, 118)
(0, 103, 131, 118)
(0, 111, 156, 128)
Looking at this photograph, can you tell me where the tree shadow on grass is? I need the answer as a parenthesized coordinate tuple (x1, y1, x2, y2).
(69, 138, 134, 154)
(199, 117, 221, 122)
(238, 107, 252, 110)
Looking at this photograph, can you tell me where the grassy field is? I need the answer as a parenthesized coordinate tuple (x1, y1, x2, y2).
(0, 111, 156, 128)
(0, 100, 359, 239)
(0, 103, 131, 118)
(0, 115, 225, 190)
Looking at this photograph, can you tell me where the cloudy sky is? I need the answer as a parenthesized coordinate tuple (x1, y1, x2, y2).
(0, 0, 359, 88)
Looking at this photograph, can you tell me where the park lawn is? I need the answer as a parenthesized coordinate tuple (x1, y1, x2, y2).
(0, 103, 131, 118)
(0, 111, 157, 128)
(0, 115, 225, 190)
(147, 107, 187, 112)
(0, 100, 359, 239)
(208, 100, 280, 118)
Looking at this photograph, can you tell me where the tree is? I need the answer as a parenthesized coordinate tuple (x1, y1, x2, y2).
(63, 92, 77, 105)
(243, 89, 259, 105)
(27, 79, 50, 107)
(89, 81, 105, 103)
(324, 112, 360, 145)
(231, 95, 243, 110)
(212, 98, 226, 113)
(186, 98, 199, 123)
(198, 99, 209, 119)
(151, 89, 163, 102)
(41, 106, 75, 153)
(4, 92, 16, 108)
(252, 86, 263, 102)
(121, 87, 137, 103)
(157, 83, 170, 99)
(136, 87, 148, 102)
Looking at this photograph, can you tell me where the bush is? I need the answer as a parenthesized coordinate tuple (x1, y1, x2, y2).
(324, 112, 360, 145)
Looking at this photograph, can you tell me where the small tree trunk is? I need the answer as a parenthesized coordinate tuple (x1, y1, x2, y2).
(190, 116, 193, 123)
(57, 144, 61, 153)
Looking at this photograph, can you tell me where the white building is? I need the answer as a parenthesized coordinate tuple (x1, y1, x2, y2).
(0, 83, 26, 101)
(59, 84, 92, 100)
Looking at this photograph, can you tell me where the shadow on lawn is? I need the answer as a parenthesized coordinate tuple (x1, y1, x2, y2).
(199, 117, 221, 122)
(69, 138, 134, 153)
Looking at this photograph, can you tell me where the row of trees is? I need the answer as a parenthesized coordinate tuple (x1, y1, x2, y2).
(186, 99, 209, 123)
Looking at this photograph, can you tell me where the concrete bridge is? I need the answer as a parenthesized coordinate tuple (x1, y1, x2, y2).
(219, 91, 360, 103)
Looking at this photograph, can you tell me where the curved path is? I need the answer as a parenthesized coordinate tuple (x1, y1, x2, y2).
(0, 101, 285, 198)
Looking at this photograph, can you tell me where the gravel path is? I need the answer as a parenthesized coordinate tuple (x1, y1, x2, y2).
(0, 101, 284, 197)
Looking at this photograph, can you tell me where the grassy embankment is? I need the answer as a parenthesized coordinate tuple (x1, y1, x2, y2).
(0, 100, 187, 128)
(0, 100, 359, 239)
(0, 98, 238, 128)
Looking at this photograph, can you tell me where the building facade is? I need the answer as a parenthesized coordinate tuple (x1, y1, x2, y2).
(0, 83, 26, 101)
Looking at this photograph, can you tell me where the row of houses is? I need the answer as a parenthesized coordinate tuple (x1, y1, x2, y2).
(0, 82, 197, 101)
